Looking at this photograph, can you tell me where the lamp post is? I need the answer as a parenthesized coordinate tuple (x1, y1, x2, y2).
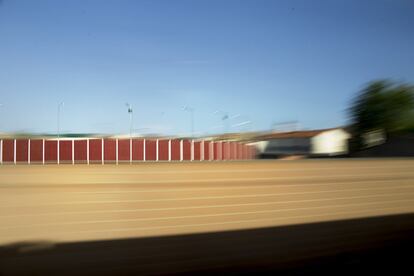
(213, 110, 230, 133)
(57, 102, 64, 164)
(126, 103, 133, 138)
(0, 104, 3, 129)
(182, 106, 195, 137)
(57, 102, 64, 140)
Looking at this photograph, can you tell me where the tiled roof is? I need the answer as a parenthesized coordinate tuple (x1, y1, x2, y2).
(255, 128, 340, 140)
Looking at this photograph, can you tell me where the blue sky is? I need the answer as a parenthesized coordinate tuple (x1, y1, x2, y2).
(0, 0, 413, 136)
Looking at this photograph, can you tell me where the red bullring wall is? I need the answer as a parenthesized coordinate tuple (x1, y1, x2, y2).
(0, 138, 256, 164)
(30, 140, 43, 163)
(16, 139, 28, 163)
(158, 140, 169, 161)
(74, 140, 87, 163)
(132, 139, 144, 161)
(171, 140, 181, 161)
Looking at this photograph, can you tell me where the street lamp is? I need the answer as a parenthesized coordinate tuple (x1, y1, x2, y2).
(57, 102, 64, 165)
(213, 110, 230, 133)
(0, 104, 3, 130)
(58, 102, 65, 140)
(126, 103, 133, 138)
(182, 106, 195, 137)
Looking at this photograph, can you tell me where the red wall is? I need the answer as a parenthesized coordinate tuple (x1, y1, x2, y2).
(158, 140, 169, 161)
(74, 140, 87, 163)
(16, 139, 28, 163)
(145, 140, 156, 161)
(182, 140, 191, 161)
(89, 139, 102, 163)
(2, 139, 14, 162)
(132, 139, 144, 161)
(118, 139, 130, 162)
(45, 140, 57, 163)
(227, 142, 231, 160)
(230, 142, 237, 160)
(59, 141, 72, 163)
(30, 140, 43, 163)
(1, 138, 252, 165)
(251, 146, 257, 159)
(171, 140, 181, 161)
(104, 139, 116, 162)
(222, 142, 229, 160)
(213, 142, 220, 161)
(194, 141, 201, 161)
(247, 145, 254, 159)
(237, 143, 242, 160)
(203, 141, 210, 161)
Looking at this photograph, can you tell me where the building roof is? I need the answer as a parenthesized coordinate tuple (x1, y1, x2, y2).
(254, 128, 342, 140)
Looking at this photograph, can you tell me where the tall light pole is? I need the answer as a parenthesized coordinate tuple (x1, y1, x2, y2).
(0, 104, 3, 130)
(126, 103, 133, 138)
(57, 102, 64, 139)
(213, 110, 230, 133)
(57, 102, 64, 164)
(182, 106, 195, 137)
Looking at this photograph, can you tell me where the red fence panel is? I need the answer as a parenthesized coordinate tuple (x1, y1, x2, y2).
(2, 139, 14, 162)
(237, 143, 242, 160)
(228, 142, 232, 160)
(16, 139, 28, 163)
(203, 141, 210, 161)
(145, 140, 156, 161)
(193, 141, 201, 161)
(244, 144, 249, 160)
(104, 139, 116, 163)
(89, 139, 102, 163)
(45, 140, 57, 163)
(182, 140, 191, 161)
(59, 141, 72, 163)
(251, 146, 257, 159)
(132, 139, 144, 161)
(246, 145, 250, 159)
(171, 140, 181, 161)
(247, 145, 256, 159)
(158, 140, 169, 161)
(228, 142, 234, 160)
(241, 144, 245, 159)
(222, 142, 229, 160)
(30, 140, 43, 163)
(213, 142, 220, 161)
(74, 140, 87, 163)
(223, 142, 228, 160)
(118, 139, 130, 162)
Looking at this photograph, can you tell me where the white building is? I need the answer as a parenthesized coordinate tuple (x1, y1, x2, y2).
(253, 128, 351, 158)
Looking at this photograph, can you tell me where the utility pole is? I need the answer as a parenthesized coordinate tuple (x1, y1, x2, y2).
(183, 106, 195, 137)
(214, 110, 230, 133)
(126, 103, 133, 138)
(57, 102, 64, 164)
(57, 102, 64, 139)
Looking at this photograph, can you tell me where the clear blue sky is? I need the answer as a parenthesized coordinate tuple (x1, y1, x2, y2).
(0, 0, 413, 136)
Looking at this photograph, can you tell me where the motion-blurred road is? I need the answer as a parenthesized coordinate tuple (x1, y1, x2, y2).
(0, 159, 414, 275)
(1, 159, 413, 244)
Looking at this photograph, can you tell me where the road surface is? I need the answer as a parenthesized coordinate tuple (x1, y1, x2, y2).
(0, 159, 413, 275)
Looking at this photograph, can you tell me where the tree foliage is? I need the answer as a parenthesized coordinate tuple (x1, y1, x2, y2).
(349, 80, 414, 149)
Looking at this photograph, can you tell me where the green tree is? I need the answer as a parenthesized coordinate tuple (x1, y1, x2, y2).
(349, 80, 414, 150)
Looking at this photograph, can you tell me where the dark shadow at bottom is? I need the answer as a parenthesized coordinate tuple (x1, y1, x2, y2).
(1, 213, 414, 275)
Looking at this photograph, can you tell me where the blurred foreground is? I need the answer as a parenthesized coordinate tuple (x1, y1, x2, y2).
(0, 160, 413, 275)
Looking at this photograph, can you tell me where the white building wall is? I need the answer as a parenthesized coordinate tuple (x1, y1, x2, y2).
(311, 129, 350, 155)
(250, 141, 269, 154)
